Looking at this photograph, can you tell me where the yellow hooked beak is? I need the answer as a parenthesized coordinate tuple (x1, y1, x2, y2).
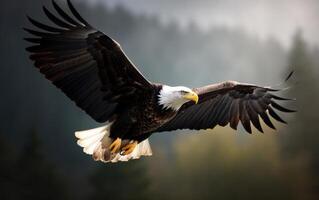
(183, 91, 199, 104)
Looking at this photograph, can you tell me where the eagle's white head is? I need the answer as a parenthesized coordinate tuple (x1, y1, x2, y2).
(158, 85, 199, 111)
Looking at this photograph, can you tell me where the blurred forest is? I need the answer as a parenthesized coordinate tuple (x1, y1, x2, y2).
(0, 0, 319, 200)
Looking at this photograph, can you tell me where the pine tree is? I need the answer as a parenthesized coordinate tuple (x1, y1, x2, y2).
(15, 129, 70, 200)
(283, 30, 319, 155)
(0, 134, 20, 200)
(89, 160, 151, 200)
(282, 30, 319, 199)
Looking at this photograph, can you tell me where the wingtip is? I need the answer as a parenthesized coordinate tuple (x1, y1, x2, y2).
(271, 100, 297, 113)
(42, 5, 49, 17)
(253, 122, 264, 133)
(268, 107, 288, 124)
(24, 37, 41, 43)
(265, 87, 281, 92)
(260, 112, 276, 130)
(51, 0, 58, 7)
(52, 0, 81, 27)
(26, 15, 33, 22)
(25, 46, 33, 52)
(66, 0, 75, 8)
(42, 5, 50, 14)
(23, 27, 34, 34)
(26, 15, 37, 26)
(26, 15, 38, 25)
(285, 70, 294, 82)
(270, 94, 296, 101)
(271, 126, 277, 131)
(23, 37, 31, 42)
(67, 0, 89, 26)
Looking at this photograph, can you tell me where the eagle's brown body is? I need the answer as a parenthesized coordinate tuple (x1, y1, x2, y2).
(110, 84, 177, 142)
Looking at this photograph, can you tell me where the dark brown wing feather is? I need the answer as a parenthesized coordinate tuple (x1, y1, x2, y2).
(155, 81, 295, 133)
(24, 0, 152, 123)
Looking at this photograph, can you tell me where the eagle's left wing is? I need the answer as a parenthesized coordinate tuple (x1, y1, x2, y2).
(155, 81, 295, 133)
(24, 0, 152, 123)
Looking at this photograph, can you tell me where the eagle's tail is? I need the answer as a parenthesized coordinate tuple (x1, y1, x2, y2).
(74, 122, 152, 163)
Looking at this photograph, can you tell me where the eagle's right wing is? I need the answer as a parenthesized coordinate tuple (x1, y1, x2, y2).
(24, 0, 152, 123)
(155, 81, 295, 133)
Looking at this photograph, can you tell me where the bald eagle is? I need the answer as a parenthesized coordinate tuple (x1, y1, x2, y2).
(24, 0, 295, 163)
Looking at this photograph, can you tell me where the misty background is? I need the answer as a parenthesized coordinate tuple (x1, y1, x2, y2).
(0, 0, 318, 199)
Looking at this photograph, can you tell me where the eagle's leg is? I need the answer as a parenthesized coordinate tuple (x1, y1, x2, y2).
(109, 138, 122, 153)
(120, 141, 138, 155)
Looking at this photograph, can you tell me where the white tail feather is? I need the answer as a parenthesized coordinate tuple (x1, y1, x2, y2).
(74, 122, 152, 163)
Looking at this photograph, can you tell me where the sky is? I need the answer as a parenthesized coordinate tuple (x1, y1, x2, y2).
(83, 0, 319, 48)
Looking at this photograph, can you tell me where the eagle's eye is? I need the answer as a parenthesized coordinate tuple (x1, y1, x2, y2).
(180, 90, 188, 95)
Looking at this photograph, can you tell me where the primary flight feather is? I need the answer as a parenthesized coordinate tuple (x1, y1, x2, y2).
(24, 0, 295, 163)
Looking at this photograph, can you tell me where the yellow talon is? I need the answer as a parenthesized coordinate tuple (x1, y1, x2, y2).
(120, 141, 138, 155)
(109, 138, 122, 154)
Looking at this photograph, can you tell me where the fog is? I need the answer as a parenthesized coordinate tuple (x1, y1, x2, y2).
(84, 0, 319, 47)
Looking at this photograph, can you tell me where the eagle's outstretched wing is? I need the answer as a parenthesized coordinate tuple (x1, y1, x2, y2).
(24, 0, 152, 123)
(156, 81, 295, 133)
